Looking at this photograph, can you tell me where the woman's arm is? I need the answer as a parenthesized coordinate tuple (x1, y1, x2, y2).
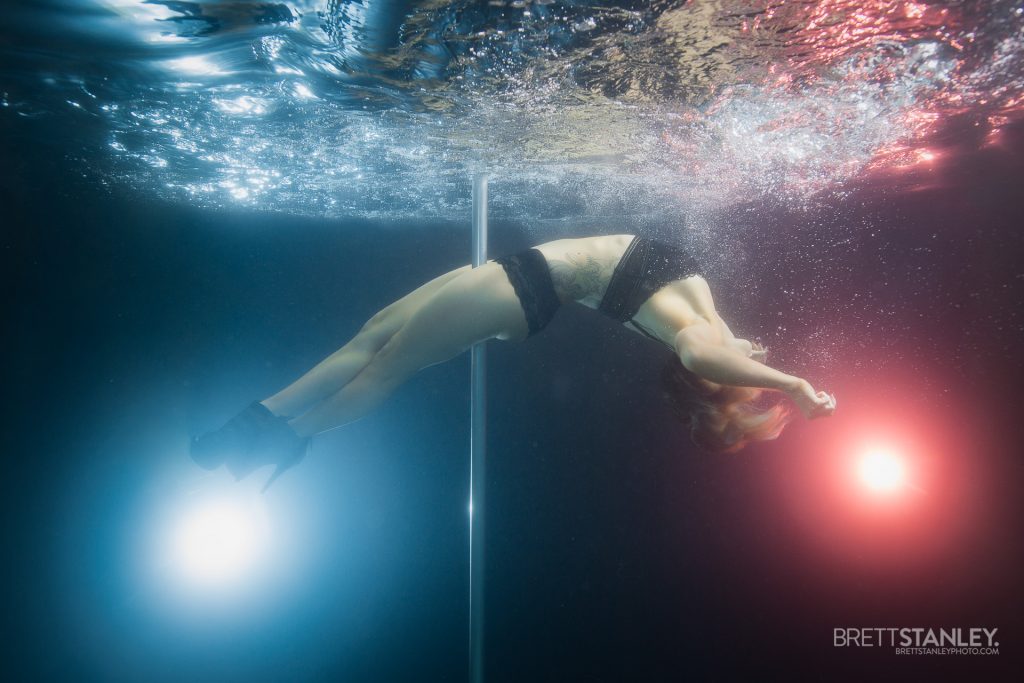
(675, 321, 836, 418)
(675, 322, 797, 391)
(710, 313, 769, 360)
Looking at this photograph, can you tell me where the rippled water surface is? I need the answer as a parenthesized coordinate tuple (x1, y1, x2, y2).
(2, 1, 1023, 219)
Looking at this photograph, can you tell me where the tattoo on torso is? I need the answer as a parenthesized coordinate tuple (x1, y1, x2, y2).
(547, 254, 616, 304)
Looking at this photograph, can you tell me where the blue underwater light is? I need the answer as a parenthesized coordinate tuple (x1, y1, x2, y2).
(160, 477, 273, 592)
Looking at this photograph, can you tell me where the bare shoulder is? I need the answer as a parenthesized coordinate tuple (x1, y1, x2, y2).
(635, 275, 722, 339)
(652, 273, 714, 302)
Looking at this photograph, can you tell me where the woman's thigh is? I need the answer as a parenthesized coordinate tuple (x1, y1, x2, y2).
(394, 264, 473, 310)
(371, 263, 527, 378)
(356, 264, 472, 348)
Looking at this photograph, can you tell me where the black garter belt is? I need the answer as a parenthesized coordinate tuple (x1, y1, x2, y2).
(598, 236, 702, 342)
(493, 248, 562, 337)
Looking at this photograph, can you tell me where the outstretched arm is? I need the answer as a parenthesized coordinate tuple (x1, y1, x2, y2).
(710, 313, 769, 361)
(675, 321, 796, 390)
(675, 320, 836, 419)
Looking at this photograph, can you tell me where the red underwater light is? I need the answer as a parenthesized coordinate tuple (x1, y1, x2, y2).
(856, 448, 907, 494)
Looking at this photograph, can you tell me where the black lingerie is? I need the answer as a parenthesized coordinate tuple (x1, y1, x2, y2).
(493, 248, 562, 337)
(597, 235, 703, 346)
(493, 236, 701, 342)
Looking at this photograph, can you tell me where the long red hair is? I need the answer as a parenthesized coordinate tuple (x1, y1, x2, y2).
(660, 355, 793, 452)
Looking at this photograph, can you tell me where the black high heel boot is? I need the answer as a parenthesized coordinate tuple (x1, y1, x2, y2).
(191, 401, 310, 491)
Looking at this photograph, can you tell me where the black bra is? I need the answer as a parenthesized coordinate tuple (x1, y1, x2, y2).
(597, 236, 703, 348)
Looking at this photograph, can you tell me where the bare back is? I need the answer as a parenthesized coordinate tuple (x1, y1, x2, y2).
(534, 235, 727, 347)
(533, 234, 634, 307)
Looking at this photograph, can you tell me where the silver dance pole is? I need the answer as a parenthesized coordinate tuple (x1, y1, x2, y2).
(469, 172, 488, 683)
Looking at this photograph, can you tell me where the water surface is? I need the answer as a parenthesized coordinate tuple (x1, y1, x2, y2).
(3, 1, 1022, 219)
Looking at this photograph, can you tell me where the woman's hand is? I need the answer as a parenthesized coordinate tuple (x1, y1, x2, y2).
(749, 340, 768, 362)
(731, 338, 768, 362)
(786, 378, 836, 420)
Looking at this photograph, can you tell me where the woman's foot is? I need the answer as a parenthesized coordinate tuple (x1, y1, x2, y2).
(191, 401, 310, 489)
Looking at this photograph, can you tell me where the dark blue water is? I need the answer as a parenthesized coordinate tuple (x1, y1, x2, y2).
(3, 2, 1024, 682)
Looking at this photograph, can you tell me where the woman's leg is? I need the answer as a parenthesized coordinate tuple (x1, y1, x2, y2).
(261, 265, 472, 418)
(287, 263, 527, 437)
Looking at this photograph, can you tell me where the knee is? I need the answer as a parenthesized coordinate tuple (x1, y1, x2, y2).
(361, 308, 392, 334)
(352, 309, 398, 352)
(362, 334, 411, 383)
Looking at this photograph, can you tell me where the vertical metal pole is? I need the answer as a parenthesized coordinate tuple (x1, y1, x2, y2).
(469, 173, 488, 683)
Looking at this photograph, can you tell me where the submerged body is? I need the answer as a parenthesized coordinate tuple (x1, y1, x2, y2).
(194, 234, 836, 486)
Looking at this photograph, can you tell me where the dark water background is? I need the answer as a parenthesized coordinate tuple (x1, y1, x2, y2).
(3, 113, 1023, 682)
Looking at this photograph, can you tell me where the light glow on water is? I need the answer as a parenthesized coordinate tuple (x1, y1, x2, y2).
(858, 449, 907, 494)
(172, 497, 270, 587)
(214, 96, 271, 116)
(164, 55, 226, 77)
(100, 0, 178, 23)
(4, 1, 1022, 219)
(156, 477, 277, 595)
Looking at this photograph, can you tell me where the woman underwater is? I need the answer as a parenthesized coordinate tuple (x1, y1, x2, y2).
(191, 234, 837, 489)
